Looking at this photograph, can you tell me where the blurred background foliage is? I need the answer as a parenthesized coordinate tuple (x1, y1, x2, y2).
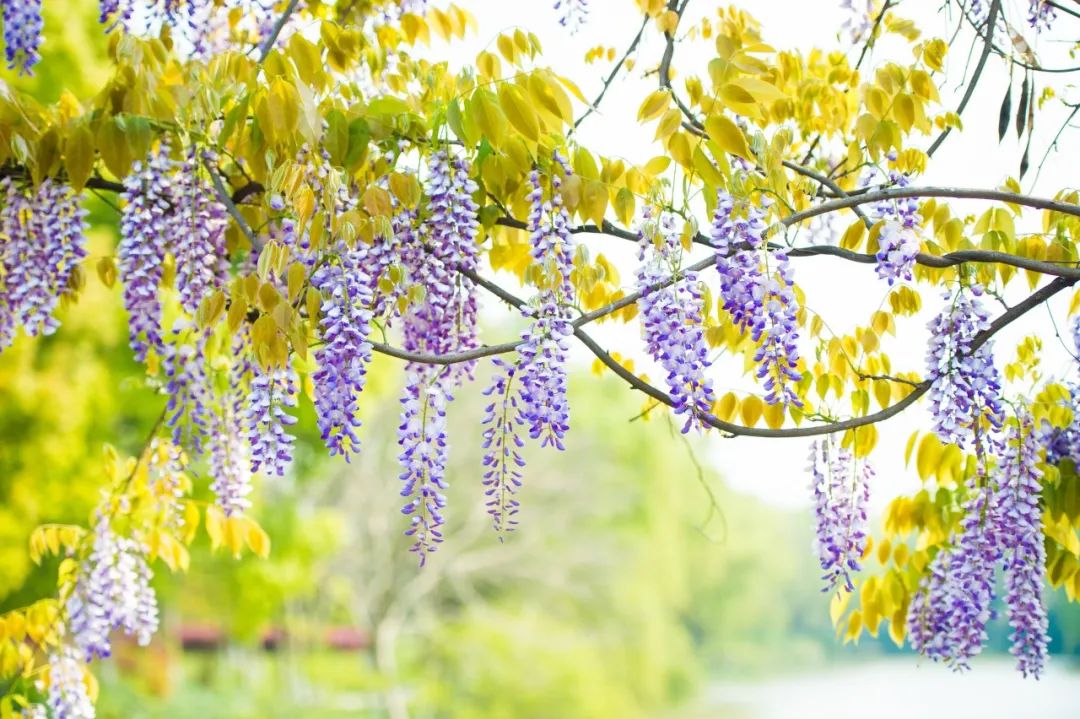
(3, 4, 1080, 718)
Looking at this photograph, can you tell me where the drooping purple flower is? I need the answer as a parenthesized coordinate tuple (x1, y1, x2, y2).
(553, 0, 588, 32)
(1044, 383, 1080, 465)
(244, 363, 298, 476)
(46, 647, 95, 719)
(400, 151, 480, 382)
(311, 246, 374, 459)
(119, 145, 177, 362)
(174, 151, 228, 315)
(3, 0, 43, 74)
(66, 518, 159, 662)
(925, 287, 1004, 448)
(871, 171, 920, 285)
(398, 369, 450, 565)
(210, 337, 253, 516)
(908, 456, 1002, 670)
(162, 324, 213, 456)
(710, 191, 802, 406)
(636, 210, 715, 432)
(515, 161, 576, 448)
(808, 439, 870, 593)
(480, 358, 527, 534)
(1028, 0, 1056, 31)
(839, 0, 873, 41)
(997, 415, 1050, 678)
(0, 178, 88, 348)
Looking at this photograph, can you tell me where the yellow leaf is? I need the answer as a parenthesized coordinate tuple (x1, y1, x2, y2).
(740, 395, 763, 427)
(704, 114, 752, 160)
(915, 433, 942, 482)
(581, 179, 607, 227)
(830, 589, 852, 627)
(245, 520, 272, 558)
(637, 89, 671, 123)
(498, 83, 540, 142)
(206, 505, 225, 551)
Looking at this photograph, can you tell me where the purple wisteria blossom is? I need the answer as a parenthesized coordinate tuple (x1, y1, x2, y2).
(0, 178, 88, 349)
(174, 151, 228, 315)
(398, 370, 450, 565)
(839, 0, 873, 41)
(210, 342, 253, 516)
(710, 191, 802, 406)
(312, 247, 374, 458)
(1044, 383, 1080, 465)
(925, 287, 1004, 448)
(998, 415, 1050, 678)
(46, 647, 95, 719)
(808, 440, 870, 592)
(908, 459, 1002, 670)
(244, 363, 298, 476)
(480, 358, 527, 534)
(3, 0, 42, 74)
(871, 171, 920, 284)
(400, 151, 480, 381)
(162, 325, 213, 456)
(517, 160, 575, 448)
(553, 0, 588, 32)
(66, 518, 159, 662)
(119, 146, 177, 362)
(636, 210, 715, 432)
(1028, 0, 1056, 31)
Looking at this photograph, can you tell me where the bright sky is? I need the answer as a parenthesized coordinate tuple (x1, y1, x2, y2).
(426, 0, 1080, 511)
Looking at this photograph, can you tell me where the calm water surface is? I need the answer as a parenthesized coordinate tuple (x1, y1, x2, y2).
(702, 658, 1080, 718)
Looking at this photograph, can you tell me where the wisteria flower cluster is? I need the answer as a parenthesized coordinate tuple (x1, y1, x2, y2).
(553, 0, 588, 32)
(45, 648, 95, 719)
(636, 210, 716, 432)
(2, 0, 42, 73)
(398, 369, 451, 564)
(479, 157, 576, 533)
(710, 190, 802, 406)
(245, 363, 299, 477)
(65, 518, 159, 662)
(1028, 0, 1056, 31)
(0, 178, 88, 351)
(870, 170, 921, 285)
(908, 415, 1049, 676)
(925, 286, 1004, 448)
(312, 248, 375, 459)
(808, 439, 871, 593)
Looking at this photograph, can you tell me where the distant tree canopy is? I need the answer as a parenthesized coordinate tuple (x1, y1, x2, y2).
(1, 0, 1080, 715)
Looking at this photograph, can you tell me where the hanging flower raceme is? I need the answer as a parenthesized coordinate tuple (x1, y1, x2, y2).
(162, 324, 214, 456)
(174, 151, 229, 315)
(45, 647, 95, 719)
(1028, 0, 1056, 31)
(839, 0, 874, 41)
(311, 246, 375, 459)
(480, 358, 527, 534)
(925, 287, 1004, 448)
(401, 151, 480, 382)
(997, 415, 1050, 678)
(808, 439, 871, 593)
(2, 0, 43, 74)
(210, 338, 253, 516)
(398, 368, 451, 565)
(871, 171, 920, 285)
(65, 518, 159, 662)
(245, 363, 299, 476)
(553, 0, 588, 32)
(908, 458, 1003, 670)
(0, 178, 88, 350)
(119, 145, 178, 362)
(710, 190, 802, 406)
(636, 210, 716, 433)
(517, 159, 575, 448)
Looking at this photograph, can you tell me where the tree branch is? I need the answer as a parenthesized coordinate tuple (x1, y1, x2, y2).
(258, 0, 300, 63)
(573, 14, 650, 131)
(926, 0, 1000, 157)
